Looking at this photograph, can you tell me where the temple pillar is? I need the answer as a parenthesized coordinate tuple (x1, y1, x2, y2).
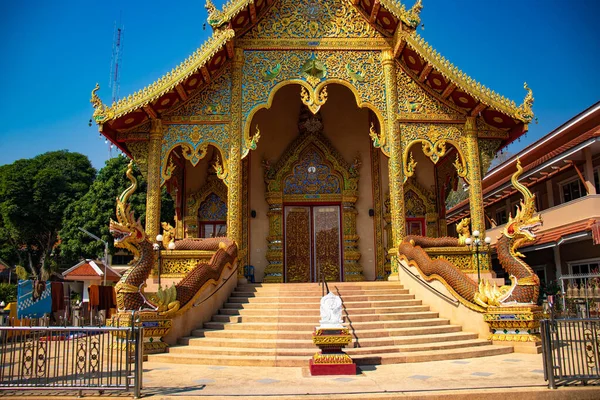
(145, 119, 163, 240)
(465, 117, 490, 273)
(381, 50, 405, 280)
(465, 117, 485, 235)
(229, 47, 244, 278)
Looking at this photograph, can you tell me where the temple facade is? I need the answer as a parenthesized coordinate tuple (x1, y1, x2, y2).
(92, 0, 533, 285)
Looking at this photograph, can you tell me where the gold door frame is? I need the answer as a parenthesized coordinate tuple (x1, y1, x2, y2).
(262, 112, 364, 282)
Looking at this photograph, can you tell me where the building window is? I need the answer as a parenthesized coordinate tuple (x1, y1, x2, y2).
(112, 254, 134, 265)
(495, 207, 507, 225)
(199, 222, 227, 238)
(560, 178, 586, 203)
(594, 168, 599, 194)
(568, 259, 600, 276)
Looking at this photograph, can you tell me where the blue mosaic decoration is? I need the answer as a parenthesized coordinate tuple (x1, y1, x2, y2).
(283, 148, 341, 195)
(198, 193, 227, 221)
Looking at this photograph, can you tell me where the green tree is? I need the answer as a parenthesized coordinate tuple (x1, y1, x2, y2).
(59, 155, 175, 264)
(0, 151, 96, 279)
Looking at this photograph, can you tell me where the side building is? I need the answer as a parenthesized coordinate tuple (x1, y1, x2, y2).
(447, 102, 600, 294)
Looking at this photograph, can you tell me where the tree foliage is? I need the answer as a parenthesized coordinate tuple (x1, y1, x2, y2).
(0, 151, 96, 278)
(59, 155, 175, 264)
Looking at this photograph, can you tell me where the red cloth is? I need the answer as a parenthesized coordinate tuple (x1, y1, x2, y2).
(51, 282, 65, 312)
(88, 285, 100, 310)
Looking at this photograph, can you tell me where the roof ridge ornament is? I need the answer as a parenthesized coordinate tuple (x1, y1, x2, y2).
(406, 0, 423, 27)
(516, 83, 534, 124)
(205, 0, 224, 27)
(90, 83, 114, 124)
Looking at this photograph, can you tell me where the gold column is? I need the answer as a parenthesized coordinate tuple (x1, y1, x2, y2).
(145, 119, 163, 240)
(229, 47, 244, 277)
(465, 117, 485, 235)
(465, 117, 490, 272)
(381, 50, 405, 279)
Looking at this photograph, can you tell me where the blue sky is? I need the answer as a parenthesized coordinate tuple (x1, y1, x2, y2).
(1, 0, 599, 170)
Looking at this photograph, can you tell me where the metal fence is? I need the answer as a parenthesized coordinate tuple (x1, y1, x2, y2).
(0, 315, 143, 397)
(541, 318, 600, 388)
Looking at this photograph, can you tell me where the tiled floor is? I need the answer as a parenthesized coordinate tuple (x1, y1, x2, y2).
(139, 353, 553, 397)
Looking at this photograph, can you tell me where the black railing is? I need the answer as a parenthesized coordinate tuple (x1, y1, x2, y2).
(0, 315, 143, 397)
(541, 318, 600, 389)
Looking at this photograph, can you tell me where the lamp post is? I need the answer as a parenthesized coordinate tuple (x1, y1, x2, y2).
(465, 230, 491, 284)
(78, 227, 108, 286)
(154, 234, 163, 287)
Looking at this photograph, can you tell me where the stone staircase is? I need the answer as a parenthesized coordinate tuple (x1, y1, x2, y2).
(148, 281, 512, 366)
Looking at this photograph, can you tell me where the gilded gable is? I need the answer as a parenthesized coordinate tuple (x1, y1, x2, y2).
(396, 67, 462, 120)
(243, 0, 382, 39)
(165, 64, 232, 118)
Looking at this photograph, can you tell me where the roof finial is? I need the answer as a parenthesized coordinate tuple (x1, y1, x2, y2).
(516, 82, 534, 123)
(90, 83, 102, 109)
(205, 0, 223, 27)
(403, 0, 424, 29)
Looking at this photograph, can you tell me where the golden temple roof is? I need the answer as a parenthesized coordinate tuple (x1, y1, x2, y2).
(91, 0, 533, 129)
(404, 32, 533, 123)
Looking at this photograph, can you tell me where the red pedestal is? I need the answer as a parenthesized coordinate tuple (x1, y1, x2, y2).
(309, 358, 357, 375)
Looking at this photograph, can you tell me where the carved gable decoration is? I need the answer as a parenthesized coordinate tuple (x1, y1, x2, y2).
(186, 172, 228, 220)
(165, 64, 232, 118)
(397, 68, 462, 120)
(242, 0, 381, 40)
(264, 109, 359, 201)
(283, 147, 342, 196)
(199, 193, 227, 221)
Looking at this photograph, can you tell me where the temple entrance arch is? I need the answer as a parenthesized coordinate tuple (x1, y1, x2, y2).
(249, 81, 378, 283)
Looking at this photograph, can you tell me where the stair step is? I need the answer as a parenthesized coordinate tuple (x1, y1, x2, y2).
(203, 317, 448, 331)
(191, 324, 463, 340)
(211, 310, 438, 323)
(148, 344, 512, 367)
(154, 281, 512, 367)
(178, 331, 480, 349)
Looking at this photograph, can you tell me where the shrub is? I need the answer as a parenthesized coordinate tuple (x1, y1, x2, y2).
(0, 283, 17, 304)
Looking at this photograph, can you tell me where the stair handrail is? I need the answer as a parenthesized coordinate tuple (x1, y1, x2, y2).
(333, 285, 360, 348)
(398, 258, 459, 306)
(192, 262, 240, 308)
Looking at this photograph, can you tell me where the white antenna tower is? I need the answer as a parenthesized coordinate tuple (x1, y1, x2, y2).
(107, 14, 124, 158)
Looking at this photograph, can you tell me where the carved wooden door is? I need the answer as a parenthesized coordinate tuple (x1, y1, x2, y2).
(284, 205, 342, 283)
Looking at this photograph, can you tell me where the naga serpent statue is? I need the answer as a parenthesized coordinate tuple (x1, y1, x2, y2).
(110, 161, 238, 316)
(397, 159, 542, 310)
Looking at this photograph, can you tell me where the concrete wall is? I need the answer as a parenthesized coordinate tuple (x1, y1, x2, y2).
(396, 260, 490, 339)
(163, 261, 238, 345)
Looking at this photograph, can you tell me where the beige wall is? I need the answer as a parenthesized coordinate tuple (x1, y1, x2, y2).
(248, 83, 379, 281)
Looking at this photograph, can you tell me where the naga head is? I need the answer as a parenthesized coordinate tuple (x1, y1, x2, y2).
(109, 161, 146, 259)
(503, 159, 542, 245)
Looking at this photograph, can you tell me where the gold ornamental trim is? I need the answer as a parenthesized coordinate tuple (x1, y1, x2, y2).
(236, 38, 390, 50)
(91, 29, 236, 124)
(402, 32, 534, 123)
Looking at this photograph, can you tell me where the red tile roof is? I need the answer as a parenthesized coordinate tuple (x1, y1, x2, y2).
(63, 260, 121, 282)
(525, 219, 599, 248)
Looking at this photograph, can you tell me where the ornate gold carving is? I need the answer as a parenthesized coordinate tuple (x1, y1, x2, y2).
(300, 85, 328, 114)
(464, 117, 484, 236)
(244, 0, 380, 39)
(165, 65, 232, 117)
(396, 68, 462, 120)
(370, 142, 385, 280)
(263, 109, 363, 282)
(185, 172, 228, 238)
(382, 49, 405, 274)
(241, 50, 386, 149)
(146, 120, 163, 240)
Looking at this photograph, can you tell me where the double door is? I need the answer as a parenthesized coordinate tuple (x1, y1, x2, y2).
(284, 204, 342, 282)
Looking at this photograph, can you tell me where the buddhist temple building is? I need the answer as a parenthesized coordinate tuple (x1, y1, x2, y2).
(91, 0, 534, 285)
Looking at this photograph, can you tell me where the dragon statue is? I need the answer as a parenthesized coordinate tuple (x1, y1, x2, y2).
(110, 161, 238, 316)
(397, 159, 541, 310)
